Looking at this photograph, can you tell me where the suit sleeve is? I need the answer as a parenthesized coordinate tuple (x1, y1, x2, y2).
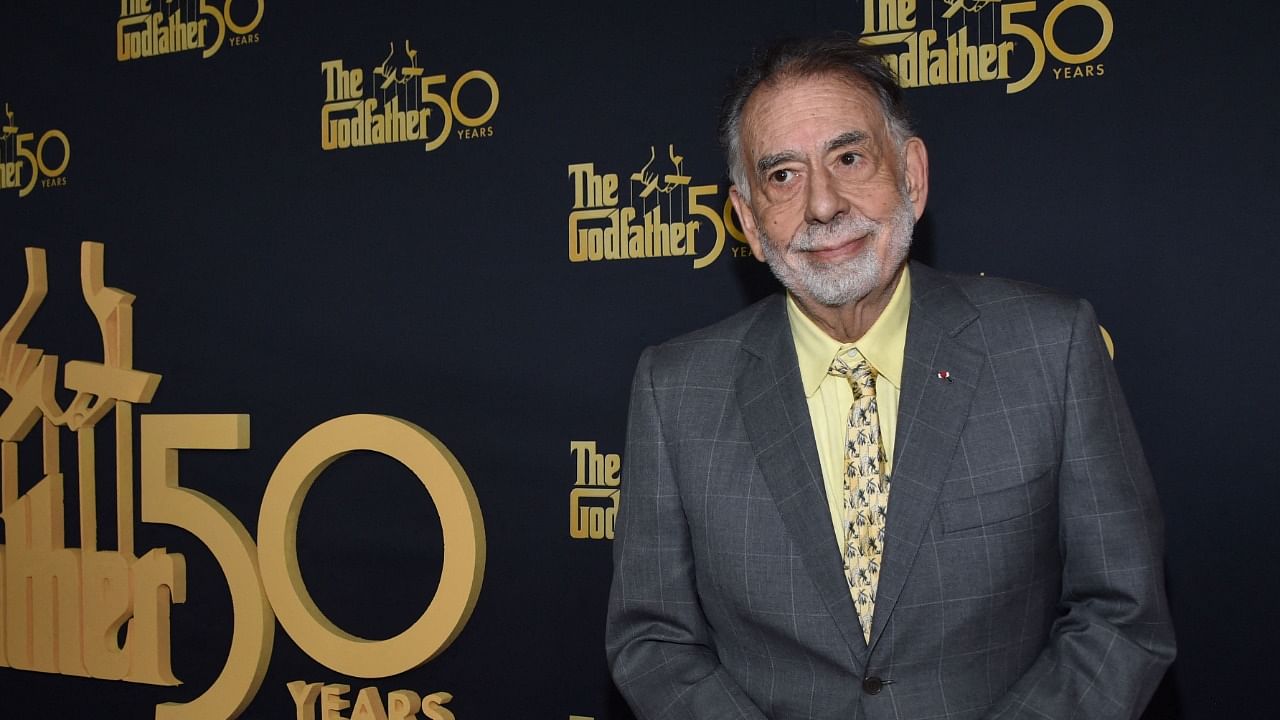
(606, 347, 768, 720)
(987, 299, 1176, 719)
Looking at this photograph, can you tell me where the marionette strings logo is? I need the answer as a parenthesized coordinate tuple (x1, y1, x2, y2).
(858, 0, 1114, 93)
(567, 145, 754, 269)
(0, 245, 174, 688)
(116, 0, 264, 62)
(320, 40, 499, 152)
(1, 104, 70, 198)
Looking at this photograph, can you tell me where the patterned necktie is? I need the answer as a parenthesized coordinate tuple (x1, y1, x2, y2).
(828, 349, 890, 643)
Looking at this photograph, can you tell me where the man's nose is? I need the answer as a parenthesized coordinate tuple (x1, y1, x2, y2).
(804, 166, 848, 224)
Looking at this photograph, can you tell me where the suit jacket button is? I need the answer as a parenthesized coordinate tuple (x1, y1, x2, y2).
(862, 676, 884, 695)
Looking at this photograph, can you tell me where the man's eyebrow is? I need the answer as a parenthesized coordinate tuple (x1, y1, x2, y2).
(754, 132, 872, 176)
(756, 150, 800, 176)
(826, 131, 870, 153)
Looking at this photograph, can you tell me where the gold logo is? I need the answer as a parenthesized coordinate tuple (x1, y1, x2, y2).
(288, 682, 457, 720)
(0, 243, 484, 719)
(320, 40, 499, 152)
(859, 0, 1114, 92)
(116, 0, 264, 62)
(0, 104, 70, 197)
(569, 441, 620, 541)
(567, 145, 751, 268)
(0, 244, 172, 689)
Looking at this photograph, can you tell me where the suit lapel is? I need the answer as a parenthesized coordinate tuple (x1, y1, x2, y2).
(867, 262, 984, 649)
(735, 296, 870, 663)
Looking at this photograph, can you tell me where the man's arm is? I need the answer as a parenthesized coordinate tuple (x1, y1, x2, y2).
(606, 347, 768, 720)
(988, 299, 1176, 719)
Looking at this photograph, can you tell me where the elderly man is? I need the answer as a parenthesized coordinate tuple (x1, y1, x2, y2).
(606, 36, 1174, 720)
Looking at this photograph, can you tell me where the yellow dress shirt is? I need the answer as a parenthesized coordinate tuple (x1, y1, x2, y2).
(785, 265, 911, 559)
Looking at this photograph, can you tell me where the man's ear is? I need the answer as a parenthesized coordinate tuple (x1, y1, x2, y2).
(902, 136, 929, 220)
(729, 186, 766, 262)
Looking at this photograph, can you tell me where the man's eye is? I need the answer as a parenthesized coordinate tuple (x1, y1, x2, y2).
(839, 152, 860, 165)
(770, 169, 794, 183)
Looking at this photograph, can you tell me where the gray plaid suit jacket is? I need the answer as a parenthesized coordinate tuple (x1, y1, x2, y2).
(607, 262, 1175, 720)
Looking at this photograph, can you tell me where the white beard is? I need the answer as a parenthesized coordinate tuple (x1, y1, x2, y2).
(758, 193, 915, 307)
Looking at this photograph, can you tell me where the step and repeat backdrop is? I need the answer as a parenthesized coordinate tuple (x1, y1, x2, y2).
(2, 2, 1276, 718)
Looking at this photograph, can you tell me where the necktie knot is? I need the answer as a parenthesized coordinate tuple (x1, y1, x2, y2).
(828, 349, 877, 399)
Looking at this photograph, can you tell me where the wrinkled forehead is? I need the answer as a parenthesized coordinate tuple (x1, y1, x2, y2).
(739, 70, 893, 149)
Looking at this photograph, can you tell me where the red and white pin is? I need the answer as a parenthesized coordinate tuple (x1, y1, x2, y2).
(936, 370, 952, 382)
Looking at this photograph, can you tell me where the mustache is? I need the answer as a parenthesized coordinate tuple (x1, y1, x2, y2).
(790, 214, 880, 251)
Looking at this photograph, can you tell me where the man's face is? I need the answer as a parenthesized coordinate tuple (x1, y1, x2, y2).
(730, 72, 928, 308)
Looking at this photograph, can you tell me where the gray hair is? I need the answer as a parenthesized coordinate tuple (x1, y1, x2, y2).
(718, 35, 915, 202)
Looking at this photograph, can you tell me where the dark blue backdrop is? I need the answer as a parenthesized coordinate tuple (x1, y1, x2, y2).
(3, 1, 1277, 717)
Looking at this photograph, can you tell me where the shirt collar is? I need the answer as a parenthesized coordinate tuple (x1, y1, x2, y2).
(787, 264, 911, 397)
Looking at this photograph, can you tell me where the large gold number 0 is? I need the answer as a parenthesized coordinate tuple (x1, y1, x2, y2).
(222, 0, 265, 35)
(35, 130, 70, 179)
(1043, 0, 1113, 64)
(257, 414, 485, 678)
(450, 70, 500, 128)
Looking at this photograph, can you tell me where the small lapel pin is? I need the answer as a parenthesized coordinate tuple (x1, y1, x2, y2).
(936, 370, 952, 382)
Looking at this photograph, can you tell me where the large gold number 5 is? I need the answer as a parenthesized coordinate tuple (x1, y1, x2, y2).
(421, 75, 454, 152)
(15, 132, 37, 198)
(1001, 2, 1045, 94)
(689, 184, 726, 269)
(198, 0, 226, 58)
(141, 414, 273, 720)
